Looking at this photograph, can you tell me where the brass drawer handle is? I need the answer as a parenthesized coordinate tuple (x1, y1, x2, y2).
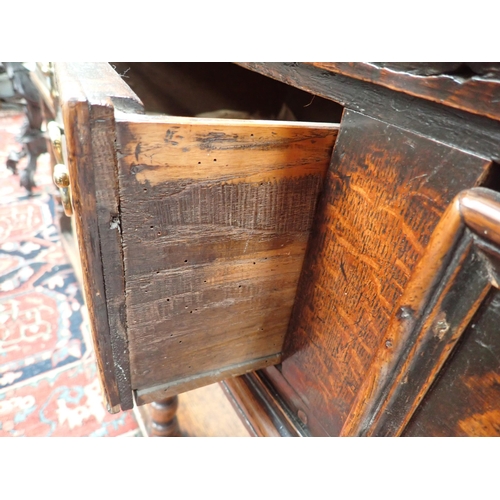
(53, 164, 73, 216)
(48, 121, 73, 216)
(47, 121, 64, 164)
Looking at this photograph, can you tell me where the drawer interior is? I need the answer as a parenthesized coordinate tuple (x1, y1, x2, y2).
(110, 62, 344, 123)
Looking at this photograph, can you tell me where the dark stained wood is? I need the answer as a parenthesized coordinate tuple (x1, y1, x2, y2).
(45, 62, 500, 436)
(403, 287, 500, 437)
(311, 62, 500, 123)
(342, 187, 500, 436)
(88, 104, 134, 410)
(136, 358, 281, 405)
(115, 113, 338, 401)
(261, 365, 330, 436)
(340, 193, 465, 436)
(237, 63, 500, 163)
(54, 62, 143, 411)
(221, 372, 306, 437)
(356, 237, 490, 436)
(150, 396, 181, 437)
(280, 110, 492, 436)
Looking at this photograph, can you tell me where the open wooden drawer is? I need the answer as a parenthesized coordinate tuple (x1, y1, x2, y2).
(51, 62, 339, 412)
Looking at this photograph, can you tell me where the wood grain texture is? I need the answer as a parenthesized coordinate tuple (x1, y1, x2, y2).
(311, 62, 500, 123)
(339, 193, 465, 436)
(280, 110, 492, 436)
(55, 62, 143, 411)
(237, 63, 500, 163)
(342, 188, 500, 436)
(354, 237, 491, 436)
(115, 113, 338, 398)
(403, 287, 500, 436)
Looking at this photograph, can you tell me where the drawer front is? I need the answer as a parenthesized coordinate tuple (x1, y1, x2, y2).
(54, 62, 338, 411)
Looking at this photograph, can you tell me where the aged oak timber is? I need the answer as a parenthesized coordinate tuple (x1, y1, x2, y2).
(34, 62, 500, 436)
(114, 113, 338, 404)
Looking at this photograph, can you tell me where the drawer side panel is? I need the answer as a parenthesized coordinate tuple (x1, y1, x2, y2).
(115, 116, 338, 394)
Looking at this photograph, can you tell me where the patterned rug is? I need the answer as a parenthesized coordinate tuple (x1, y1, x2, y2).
(0, 107, 143, 436)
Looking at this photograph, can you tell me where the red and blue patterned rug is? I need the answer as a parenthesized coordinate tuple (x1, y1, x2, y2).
(0, 108, 143, 436)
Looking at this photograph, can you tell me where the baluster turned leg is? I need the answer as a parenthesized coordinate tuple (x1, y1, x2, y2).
(150, 396, 181, 437)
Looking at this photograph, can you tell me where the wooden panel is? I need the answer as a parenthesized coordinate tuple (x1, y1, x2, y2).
(340, 188, 500, 436)
(115, 113, 338, 400)
(237, 63, 500, 163)
(403, 287, 500, 436)
(55, 62, 143, 411)
(280, 110, 492, 436)
(311, 62, 500, 123)
(391, 188, 500, 436)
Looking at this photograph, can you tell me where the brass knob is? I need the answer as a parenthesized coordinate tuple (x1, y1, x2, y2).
(53, 164, 73, 216)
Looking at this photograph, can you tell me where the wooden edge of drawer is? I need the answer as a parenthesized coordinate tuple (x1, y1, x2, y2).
(54, 62, 144, 412)
(134, 354, 281, 405)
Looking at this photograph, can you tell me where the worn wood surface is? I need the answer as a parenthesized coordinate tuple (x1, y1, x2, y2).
(237, 63, 500, 163)
(311, 62, 500, 123)
(54, 62, 143, 411)
(260, 365, 330, 436)
(279, 110, 491, 436)
(353, 237, 491, 436)
(340, 193, 465, 435)
(221, 372, 306, 437)
(341, 188, 500, 436)
(399, 188, 500, 436)
(115, 113, 338, 400)
(403, 287, 500, 436)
